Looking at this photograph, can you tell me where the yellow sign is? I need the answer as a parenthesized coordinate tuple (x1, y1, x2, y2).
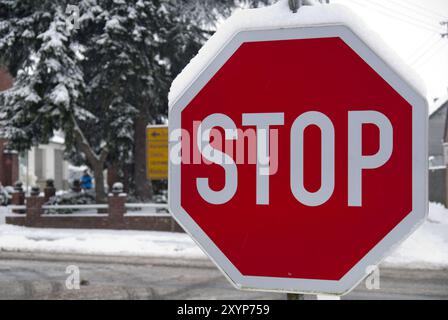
(146, 125, 168, 180)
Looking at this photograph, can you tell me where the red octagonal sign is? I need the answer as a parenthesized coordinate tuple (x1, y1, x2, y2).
(169, 6, 427, 295)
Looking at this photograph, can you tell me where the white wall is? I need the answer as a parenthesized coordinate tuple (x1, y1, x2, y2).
(19, 142, 71, 190)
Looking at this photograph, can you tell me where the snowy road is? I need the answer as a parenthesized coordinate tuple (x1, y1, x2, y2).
(1, 202, 448, 269)
(0, 203, 447, 299)
(0, 251, 447, 300)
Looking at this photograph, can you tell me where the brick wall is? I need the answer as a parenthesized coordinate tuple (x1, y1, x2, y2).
(1, 152, 19, 186)
(5, 190, 183, 232)
(0, 68, 13, 91)
(5, 215, 183, 232)
(0, 69, 18, 186)
(0, 139, 19, 186)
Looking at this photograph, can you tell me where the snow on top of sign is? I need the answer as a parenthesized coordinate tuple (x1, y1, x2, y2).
(168, 0, 426, 107)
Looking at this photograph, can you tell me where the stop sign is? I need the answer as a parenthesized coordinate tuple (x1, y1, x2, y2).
(168, 6, 427, 295)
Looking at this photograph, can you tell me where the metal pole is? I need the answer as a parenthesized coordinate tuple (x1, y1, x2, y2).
(441, 21, 448, 206)
(289, 0, 328, 14)
(289, 0, 298, 13)
(287, 293, 305, 300)
(441, 21, 448, 38)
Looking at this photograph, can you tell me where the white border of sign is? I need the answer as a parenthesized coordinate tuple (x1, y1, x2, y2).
(169, 25, 428, 295)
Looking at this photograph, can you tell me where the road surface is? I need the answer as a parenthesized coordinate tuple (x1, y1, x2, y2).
(0, 251, 447, 300)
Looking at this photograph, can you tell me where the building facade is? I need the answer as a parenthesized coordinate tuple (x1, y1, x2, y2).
(19, 136, 71, 191)
(428, 96, 448, 205)
(429, 96, 448, 168)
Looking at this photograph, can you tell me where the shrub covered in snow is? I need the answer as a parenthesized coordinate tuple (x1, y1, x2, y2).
(45, 191, 96, 214)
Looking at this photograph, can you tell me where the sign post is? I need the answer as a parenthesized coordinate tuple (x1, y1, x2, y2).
(168, 1, 427, 296)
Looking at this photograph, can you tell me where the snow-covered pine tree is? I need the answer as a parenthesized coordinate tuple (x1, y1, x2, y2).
(161, 0, 273, 82)
(0, 1, 142, 202)
(0, 0, 55, 150)
(0, 0, 273, 201)
(0, 1, 56, 75)
(1, 5, 87, 156)
(73, 0, 170, 200)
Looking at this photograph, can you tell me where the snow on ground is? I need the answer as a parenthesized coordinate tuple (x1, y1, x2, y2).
(0, 226, 206, 259)
(383, 202, 448, 269)
(0, 206, 6, 224)
(0, 203, 446, 269)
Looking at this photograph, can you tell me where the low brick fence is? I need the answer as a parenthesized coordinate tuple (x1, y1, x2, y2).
(5, 183, 183, 232)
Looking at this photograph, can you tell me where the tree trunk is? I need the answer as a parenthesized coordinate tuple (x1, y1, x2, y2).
(72, 117, 108, 203)
(92, 162, 106, 203)
(133, 115, 153, 201)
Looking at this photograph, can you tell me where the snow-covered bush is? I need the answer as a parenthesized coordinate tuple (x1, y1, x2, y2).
(45, 191, 95, 214)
